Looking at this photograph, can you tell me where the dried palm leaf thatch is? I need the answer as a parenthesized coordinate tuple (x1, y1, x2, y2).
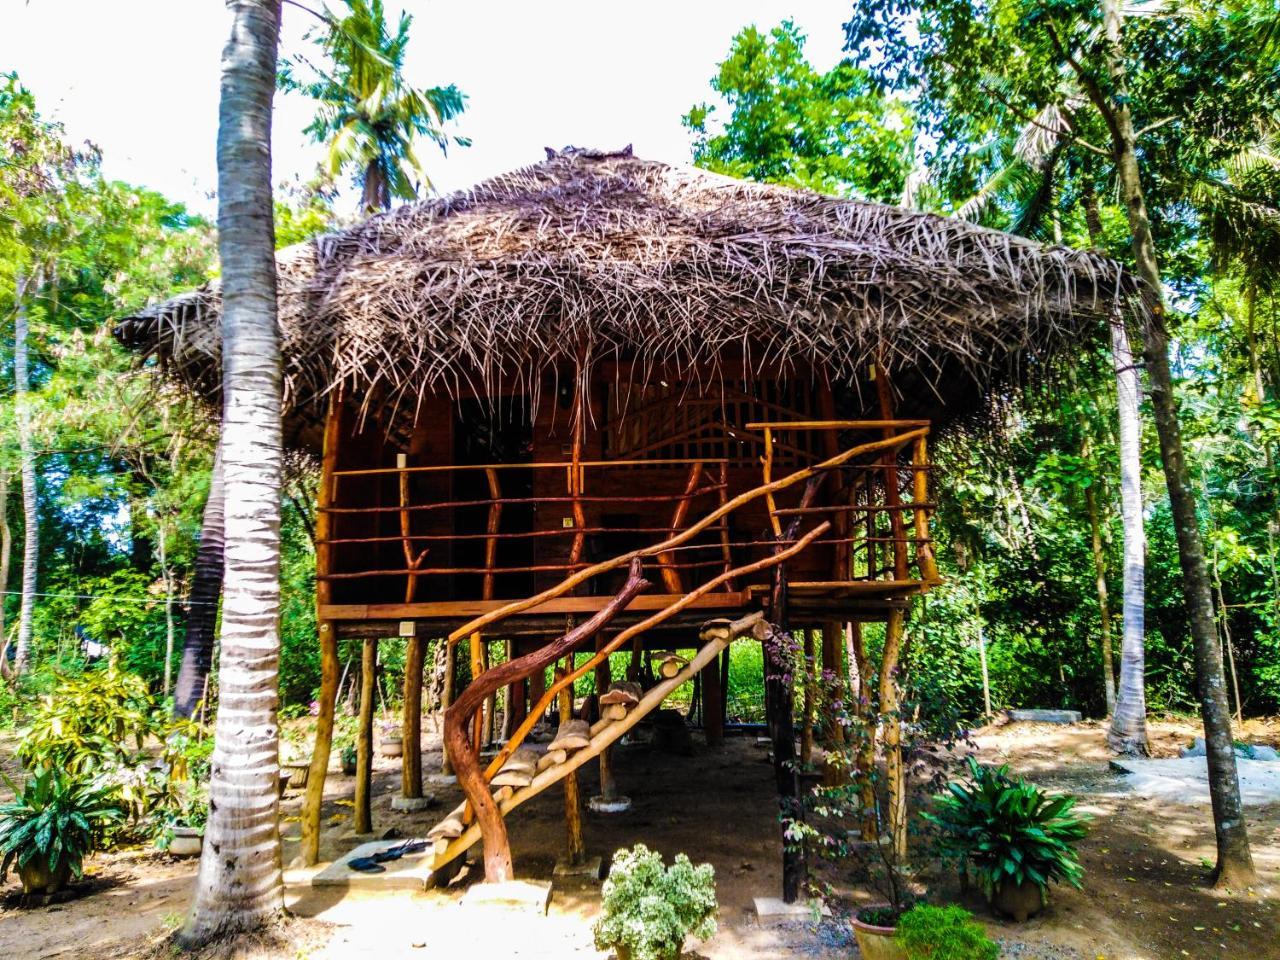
(114, 147, 1150, 439)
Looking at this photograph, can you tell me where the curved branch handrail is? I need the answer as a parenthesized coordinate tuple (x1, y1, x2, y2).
(480, 520, 832, 784)
(442, 559, 650, 883)
(446, 427, 929, 645)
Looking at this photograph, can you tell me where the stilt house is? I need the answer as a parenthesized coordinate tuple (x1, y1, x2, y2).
(117, 147, 1145, 890)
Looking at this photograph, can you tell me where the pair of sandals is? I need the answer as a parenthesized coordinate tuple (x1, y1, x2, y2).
(349, 839, 429, 872)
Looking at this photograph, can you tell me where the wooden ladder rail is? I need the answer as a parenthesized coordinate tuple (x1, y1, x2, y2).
(433, 611, 768, 873)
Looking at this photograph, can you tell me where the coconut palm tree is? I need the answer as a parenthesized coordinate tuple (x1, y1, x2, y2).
(180, 0, 286, 944)
(173, 442, 225, 718)
(282, 0, 467, 212)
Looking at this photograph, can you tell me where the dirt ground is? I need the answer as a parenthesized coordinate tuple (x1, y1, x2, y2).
(1, 716, 1277, 960)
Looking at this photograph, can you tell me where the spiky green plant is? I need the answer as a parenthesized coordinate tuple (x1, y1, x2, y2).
(925, 757, 1089, 896)
(0, 766, 123, 891)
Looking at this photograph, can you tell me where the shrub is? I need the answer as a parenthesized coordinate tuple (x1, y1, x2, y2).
(895, 904, 999, 960)
(925, 757, 1089, 897)
(0, 766, 124, 893)
(593, 844, 718, 960)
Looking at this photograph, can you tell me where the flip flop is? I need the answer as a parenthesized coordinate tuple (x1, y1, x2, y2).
(348, 856, 386, 872)
(372, 839, 430, 863)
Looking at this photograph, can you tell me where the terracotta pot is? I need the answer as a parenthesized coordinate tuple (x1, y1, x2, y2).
(379, 736, 404, 758)
(18, 854, 72, 896)
(850, 909, 909, 960)
(991, 879, 1045, 922)
(168, 827, 204, 858)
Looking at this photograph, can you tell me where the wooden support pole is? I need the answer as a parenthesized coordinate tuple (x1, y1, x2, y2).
(767, 527, 804, 904)
(469, 632, 484, 754)
(441, 639, 456, 775)
(559, 658, 586, 867)
(848, 621, 877, 840)
(302, 623, 338, 864)
(303, 393, 342, 865)
(595, 634, 619, 799)
(483, 639, 496, 747)
(719, 646, 730, 724)
(402, 633, 424, 799)
(912, 434, 939, 582)
(801, 629, 816, 765)
(355, 638, 377, 835)
(703, 638, 724, 748)
(529, 661, 546, 722)
(880, 608, 908, 858)
(821, 620, 848, 786)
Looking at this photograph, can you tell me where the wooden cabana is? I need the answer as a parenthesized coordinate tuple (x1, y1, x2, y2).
(117, 147, 1145, 892)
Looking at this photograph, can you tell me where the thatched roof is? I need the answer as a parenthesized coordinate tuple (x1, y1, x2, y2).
(115, 147, 1148, 441)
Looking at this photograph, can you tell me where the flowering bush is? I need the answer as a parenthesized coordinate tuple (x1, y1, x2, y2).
(593, 844, 717, 960)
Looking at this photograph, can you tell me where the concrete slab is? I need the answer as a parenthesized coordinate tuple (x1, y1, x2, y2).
(553, 855, 603, 879)
(1006, 709, 1081, 724)
(311, 839, 435, 891)
(390, 795, 436, 812)
(753, 896, 830, 925)
(460, 880, 553, 915)
(588, 795, 632, 814)
(1109, 756, 1280, 806)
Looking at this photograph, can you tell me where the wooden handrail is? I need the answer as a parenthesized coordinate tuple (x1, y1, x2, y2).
(479, 522, 831, 785)
(446, 427, 929, 645)
(333, 456, 732, 478)
(443, 562, 650, 884)
(744, 419, 931, 430)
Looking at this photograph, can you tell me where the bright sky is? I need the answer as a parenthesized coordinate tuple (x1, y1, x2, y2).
(1, 1, 853, 218)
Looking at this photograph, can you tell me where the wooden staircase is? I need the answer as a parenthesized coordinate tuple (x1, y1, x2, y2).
(425, 611, 766, 874)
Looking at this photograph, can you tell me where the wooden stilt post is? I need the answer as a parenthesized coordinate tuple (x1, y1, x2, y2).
(821, 620, 848, 786)
(302, 623, 338, 864)
(595, 633, 619, 799)
(529, 659, 546, 724)
(559, 657, 586, 866)
(880, 608, 907, 857)
(355, 638, 377, 835)
(470, 632, 485, 753)
(441, 639, 456, 775)
(703, 640, 724, 748)
(766, 546, 804, 903)
(402, 632, 424, 799)
(801, 628, 816, 765)
(720, 646, 730, 723)
(303, 393, 342, 865)
(482, 639, 496, 747)
(848, 621, 877, 840)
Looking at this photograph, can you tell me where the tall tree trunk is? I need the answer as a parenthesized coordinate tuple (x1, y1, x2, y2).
(158, 518, 177, 700)
(13, 270, 38, 676)
(1095, 0, 1255, 888)
(0, 467, 11, 680)
(1084, 478, 1117, 715)
(174, 443, 226, 718)
(1106, 317, 1148, 752)
(181, 0, 286, 945)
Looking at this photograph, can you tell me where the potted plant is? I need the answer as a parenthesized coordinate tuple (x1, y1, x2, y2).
(895, 904, 998, 960)
(849, 849, 918, 960)
(926, 758, 1089, 921)
(156, 780, 209, 857)
(593, 843, 717, 960)
(0, 766, 123, 895)
(378, 718, 403, 758)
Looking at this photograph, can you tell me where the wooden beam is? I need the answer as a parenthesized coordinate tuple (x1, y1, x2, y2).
(319, 591, 751, 621)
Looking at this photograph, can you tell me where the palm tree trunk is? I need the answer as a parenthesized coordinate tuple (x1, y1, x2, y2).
(0, 467, 11, 680)
(1106, 317, 1147, 752)
(174, 443, 226, 718)
(13, 270, 38, 676)
(180, 0, 285, 945)
(158, 518, 177, 700)
(1085, 479, 1117, 715)
(1095, 0, 1255, 888)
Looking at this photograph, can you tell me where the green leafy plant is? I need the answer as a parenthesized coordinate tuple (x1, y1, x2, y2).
(0, 766, 124, 894)
(925, 757, 1089, 897)
(593, 844, 718, 960)
(895, 904, 999, 960)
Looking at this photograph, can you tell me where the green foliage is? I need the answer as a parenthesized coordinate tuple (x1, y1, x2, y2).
(685, 21, 912, 203)
(0, 765, 124, 885)
(925, 757, 1089, 896)
(593, 844, 718, 960)
(895, 904, 999, 960)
